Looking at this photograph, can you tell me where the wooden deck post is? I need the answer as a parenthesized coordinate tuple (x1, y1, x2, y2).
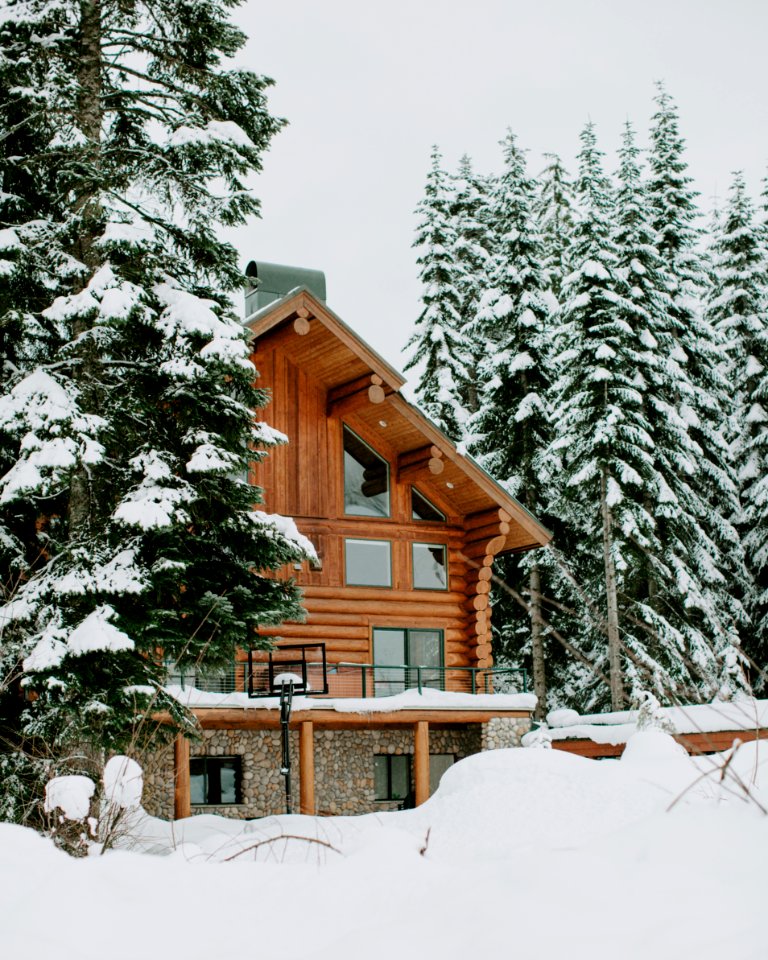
(173, 734, 191, 820)
(414, 720, 430, 806)
(299, 720, 315, 815)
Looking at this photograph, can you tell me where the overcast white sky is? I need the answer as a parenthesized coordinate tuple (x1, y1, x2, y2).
(225, 0, 768, 374)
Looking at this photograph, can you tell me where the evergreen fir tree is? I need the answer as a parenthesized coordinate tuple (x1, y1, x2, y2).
(549, 120, 744, 711)
(647, 83, 747, 689)
(466, 132, 558, 716)
(706, 172, 768, 683)
(536, 153, 576, 301)
(611, 123, 745, 705)
(406, 147, 469, 440)
(550, 121, 642, 709)
(450, 155, 495, 419)
(0, 0, 313, 811)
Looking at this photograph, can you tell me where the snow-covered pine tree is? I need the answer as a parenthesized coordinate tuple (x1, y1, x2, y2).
(647, 84, 747, 691)
(466, 131, 557, 716)
(0, 0, 313, 809)
(609, 122, 745, 706)
(706, 172, 768, 683)
(550, 121, 645, 710)
(450, 155, 495, 420)
(548, 120, 738, 711)
(406, 147, 469, 440)
(536, 153, 576, 301)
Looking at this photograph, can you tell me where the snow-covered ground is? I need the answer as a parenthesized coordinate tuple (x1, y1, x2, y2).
(1, 732, 766, 960)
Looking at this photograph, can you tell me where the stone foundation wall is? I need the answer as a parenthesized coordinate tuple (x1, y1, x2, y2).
(481, 716, 531, 750)
(143, 724, 483, 820)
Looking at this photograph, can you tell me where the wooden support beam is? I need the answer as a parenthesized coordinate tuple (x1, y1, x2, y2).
(397, 444, 444, 483)
(155, 707, 532, 730)
(299, 721, 315, 815)
(173, 735, 191, 821)
(414, 720, 430, 806)
(465, 507, 512, 530)
(327, 373, 386, 417)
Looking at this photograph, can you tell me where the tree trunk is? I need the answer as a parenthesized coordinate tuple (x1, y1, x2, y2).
(529, 562, 547, 719)
(600, 466, 624, 709)
(68, 0, 103, 541)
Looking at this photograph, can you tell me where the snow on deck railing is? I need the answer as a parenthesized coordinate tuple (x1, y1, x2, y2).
(165, 660, 527, 698)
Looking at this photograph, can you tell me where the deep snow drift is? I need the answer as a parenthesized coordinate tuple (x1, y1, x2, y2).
(1, 733, 765, 960)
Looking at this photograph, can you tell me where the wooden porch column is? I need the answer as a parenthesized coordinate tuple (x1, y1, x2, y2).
(414, 720, 430, 806)
(173, 734, 191, 820)
(299, 720, 315, 814)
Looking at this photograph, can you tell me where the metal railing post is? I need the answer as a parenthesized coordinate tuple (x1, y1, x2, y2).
(471, 669, 476, 695)
(362, 665, 367, 698)
(417, 666, 423, 694)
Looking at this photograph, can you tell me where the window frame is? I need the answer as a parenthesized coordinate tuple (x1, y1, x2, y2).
(411, 542, 449, 591)
(190, 755, 242, 806)
(411, 487, 446, 523)
(373, 753, 412, 803)
(372, 626, 444, 696)
(344, 537, 393, 588)
(342, 424, 391, 519)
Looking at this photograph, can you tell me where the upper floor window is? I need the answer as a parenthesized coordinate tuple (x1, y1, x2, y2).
(412, 543, 447, 590)
(345, 538, 392, 587)
(343, 426, 390, 518)
(411, 488, 445, 522)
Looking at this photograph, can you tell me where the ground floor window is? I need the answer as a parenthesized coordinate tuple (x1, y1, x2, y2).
(372, 627, 443, 696)
(374, 754, 411, 803)
(429, 754, 455, 795)
(190, 756, 242, 805)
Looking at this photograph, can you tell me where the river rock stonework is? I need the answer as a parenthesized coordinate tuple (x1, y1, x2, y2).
(481, 716, 531, 750)
(143, 725, 484, 819)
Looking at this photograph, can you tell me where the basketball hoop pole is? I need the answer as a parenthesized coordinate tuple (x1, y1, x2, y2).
(279, 680, 294, 815)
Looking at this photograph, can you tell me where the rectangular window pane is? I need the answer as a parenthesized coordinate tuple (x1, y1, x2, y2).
(219, 760, 239, 804)
(345, 539, 391, 587)
(373, 628, 406, 696)
(412, 543, 447, 590)
(409, 629, 443, 689)
(374, 755, 389, 800)
(344, 427, 390, 517)
(390, 756, 410, 800)
(429, 754, 454, 795)
(190, 760, 206, 805)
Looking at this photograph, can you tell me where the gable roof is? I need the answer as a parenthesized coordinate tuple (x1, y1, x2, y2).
(247, 287, 552, 553)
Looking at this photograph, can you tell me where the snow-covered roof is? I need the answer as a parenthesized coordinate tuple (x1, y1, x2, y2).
(246, 286, 551, 549)
(546, 698, 768, 745)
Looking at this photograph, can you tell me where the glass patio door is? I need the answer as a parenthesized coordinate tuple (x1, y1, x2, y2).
(373, 628, 442, 696)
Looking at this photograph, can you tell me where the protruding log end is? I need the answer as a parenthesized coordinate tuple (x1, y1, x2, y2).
(294, 316, 311, 335)
(368, 383, 386, 403)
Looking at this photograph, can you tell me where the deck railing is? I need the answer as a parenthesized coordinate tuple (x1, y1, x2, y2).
(168, 661, 527, 698)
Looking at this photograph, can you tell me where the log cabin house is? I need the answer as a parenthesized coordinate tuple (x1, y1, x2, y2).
(147, 263, 552, 822)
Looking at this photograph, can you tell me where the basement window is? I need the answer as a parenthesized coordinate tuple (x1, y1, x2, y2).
(343, 426, 390, 517)
(190, 756, 242, 805)
(374, 754, 411, 803)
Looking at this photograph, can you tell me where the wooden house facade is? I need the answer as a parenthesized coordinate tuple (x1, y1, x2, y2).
(152, 270, 552, 822)
(247, 285, 550, 680)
